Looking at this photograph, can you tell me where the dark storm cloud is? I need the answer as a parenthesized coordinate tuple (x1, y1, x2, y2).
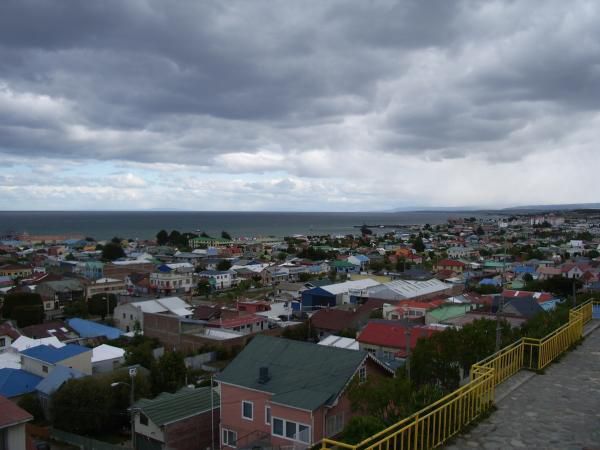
(0, 0, 599, 167)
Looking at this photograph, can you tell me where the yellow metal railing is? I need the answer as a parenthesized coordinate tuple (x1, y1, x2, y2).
(321, 300, 595, 450)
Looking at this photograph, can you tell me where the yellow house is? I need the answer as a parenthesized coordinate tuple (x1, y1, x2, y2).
(20, 344, 92, 377)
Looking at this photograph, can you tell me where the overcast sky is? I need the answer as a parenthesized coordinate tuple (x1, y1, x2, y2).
(1, 0, 599, 211)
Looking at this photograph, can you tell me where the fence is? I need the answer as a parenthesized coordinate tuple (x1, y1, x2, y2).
(51, 428, 131, 450)
(321, 300, 596, 450)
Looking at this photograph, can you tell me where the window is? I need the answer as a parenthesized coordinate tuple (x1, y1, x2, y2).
(0, 338, 5, 347)
(265, 406, 271, 425)
(272, 417, 311, 444)
(358, 365, 367, 383)
(122, 313, 126, 319)
(42, 365, 49, 373)
(242, 401, 253, 420)
(326, 413, 345, 437)
(223, 428, 237, 448)
(139, 413, 149, 426)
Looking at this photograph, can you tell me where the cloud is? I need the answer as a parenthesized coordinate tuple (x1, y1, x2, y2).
(0, 0, 599, 209)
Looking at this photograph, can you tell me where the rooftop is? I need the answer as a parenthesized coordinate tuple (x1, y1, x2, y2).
(216, 334, 367, 410)
(134, 387, 219, 426)
(0, 369, 42, 398)
(0, 395, 33, 428)
(21, 343, 91, 364)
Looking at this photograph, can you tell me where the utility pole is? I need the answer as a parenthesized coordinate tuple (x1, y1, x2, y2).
(405, 328, 411, 381)
(210, 374, 215, 450)
(496, 241, 507, 352)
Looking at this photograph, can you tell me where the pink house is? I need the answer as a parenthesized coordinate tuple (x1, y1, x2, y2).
(216, 335, 392, 449)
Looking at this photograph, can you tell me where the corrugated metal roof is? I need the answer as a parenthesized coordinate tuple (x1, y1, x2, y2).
(134, 387, 219, 426)
(21, 343, 91, 364)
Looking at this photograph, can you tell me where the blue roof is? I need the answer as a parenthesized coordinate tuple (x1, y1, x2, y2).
(352, 254, 370, 262)
(0, 369, 43, 398)
(479, 278, 502, 286)
(21, 344, 91, 364)
(514, 265, 536, 274)
(157, 264, 173, 272)
(36, 366, 85, 396)
(67, 318, 122, 340)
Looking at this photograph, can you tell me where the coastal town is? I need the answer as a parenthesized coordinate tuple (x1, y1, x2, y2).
(0, 209, 599, 449)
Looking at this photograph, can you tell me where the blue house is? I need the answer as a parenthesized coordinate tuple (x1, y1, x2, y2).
(67, 318, 122, 340)
(36, 366, 85, 417)
(0, 368, 43, 399)
(299, 287, 336, 311)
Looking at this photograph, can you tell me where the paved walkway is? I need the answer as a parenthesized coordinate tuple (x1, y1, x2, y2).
(447, 323, 600, 450)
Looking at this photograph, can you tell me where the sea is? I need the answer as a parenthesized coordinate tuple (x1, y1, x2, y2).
(0, 211, 496, 241)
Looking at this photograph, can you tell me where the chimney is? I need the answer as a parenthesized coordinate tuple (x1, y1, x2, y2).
(258, 367, 270, 384)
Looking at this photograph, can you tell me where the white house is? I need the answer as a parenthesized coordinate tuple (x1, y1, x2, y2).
(198, 270, 237, 290)
(113, 297, 194, 332)
(92, 344, 126, 374)
(150, 264, 195, 295)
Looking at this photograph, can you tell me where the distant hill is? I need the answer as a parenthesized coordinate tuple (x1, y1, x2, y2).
(386, 203, 600, 213)
(501, 203, 600, 212)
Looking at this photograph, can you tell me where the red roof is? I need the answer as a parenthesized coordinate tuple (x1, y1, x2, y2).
(208, 314, 266, 329)
(502, 290, 555, 304)
(0, 395, 32, 428)
(396, 299, 446, 311)
(437, 259, 465, 267)
(0, 323, 20, 340)
(357, 321, 441, 356)
(311, 309, 356, 332)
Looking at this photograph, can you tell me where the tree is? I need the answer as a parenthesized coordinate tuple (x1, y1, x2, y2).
(12, 305, 45, 327)
(156, 229, 169, 245)
(63, 300, 89, 318)
(347, 374, 443, 428)
(124, 336, 158, 369)
(328, 269, 337, 282)
(168, 230, 182, 246)
(412, 236, 425, 253)
(151, 351, 187, 394)
(476, 225, 485, 236)
(342, 416, 386, 444)
(88, 293, 118, 320)
(221, 231, 232, 240)
(197, 278, 212, 297)
(102, 242, 125, 261)
(298, 273, 313, 282)
(216, 259, 232, 271)
(2, 292, 41, 319)
(51, 377, 114, 434)
(18, 393, 44, 422)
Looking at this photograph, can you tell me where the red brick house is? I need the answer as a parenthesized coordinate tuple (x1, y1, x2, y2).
(216, 335, 391, 449)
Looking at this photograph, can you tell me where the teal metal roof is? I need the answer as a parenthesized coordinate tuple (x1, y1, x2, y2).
(216, 335, 367, 411)
(134, 387, 219, 427)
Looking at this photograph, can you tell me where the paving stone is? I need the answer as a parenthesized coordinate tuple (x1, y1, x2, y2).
(447, 322, 600, 449)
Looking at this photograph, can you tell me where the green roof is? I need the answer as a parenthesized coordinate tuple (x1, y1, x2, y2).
(427, 304, 471, 322)
(134, 387, 219, 427)
(216, 335, 367, 411)
(332, 260, 355, 268)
